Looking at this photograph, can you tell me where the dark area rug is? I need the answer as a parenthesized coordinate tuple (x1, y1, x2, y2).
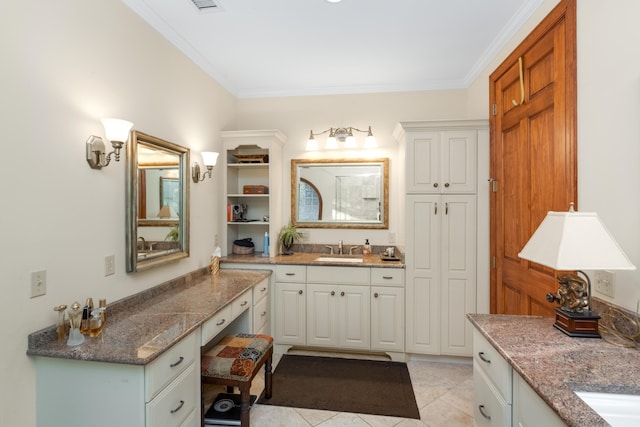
(257, 354, 420, 419)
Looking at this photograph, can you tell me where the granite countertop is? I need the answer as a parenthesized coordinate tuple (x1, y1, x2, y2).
(221, 252, 405, 268)
(467, 313, 640, 427)
(27, 269, 271, 365)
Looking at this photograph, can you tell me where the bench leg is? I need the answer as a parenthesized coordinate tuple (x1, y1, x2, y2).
(264, 353, 273, 400)
(239, 385, 251, 427)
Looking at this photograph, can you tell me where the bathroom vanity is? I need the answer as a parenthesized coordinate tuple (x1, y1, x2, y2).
(28, 269, 271, 427)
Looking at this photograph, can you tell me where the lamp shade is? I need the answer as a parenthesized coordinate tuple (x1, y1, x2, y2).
(101, 118, 133, 142)
(201, 151, 219, 167)
(158, 205, 172, 219)
(518, 211, 636, 271)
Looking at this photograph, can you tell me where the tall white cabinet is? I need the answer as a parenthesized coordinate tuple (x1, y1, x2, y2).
(395, 120, 488, 357)
(222, 130, 285, 256)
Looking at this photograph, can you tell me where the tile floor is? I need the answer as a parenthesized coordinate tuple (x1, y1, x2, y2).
(203, 350, 474, 427)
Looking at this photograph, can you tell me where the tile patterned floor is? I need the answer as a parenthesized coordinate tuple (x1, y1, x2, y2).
(203, 351, 474, 427)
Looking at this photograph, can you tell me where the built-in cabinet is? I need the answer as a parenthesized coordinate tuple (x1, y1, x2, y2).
(222, 130, 285, 256)
(472, 329, 565, 427)
(395, 120, 487, 357)
(274, 265, 405, 360)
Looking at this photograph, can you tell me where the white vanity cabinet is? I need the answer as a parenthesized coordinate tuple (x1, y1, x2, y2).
(274, 265, 307, 346)
(306, 266, 371, 350)
(513, 371, 566, 427)
(371, 268, 405, 353)
(35, 330, 200, 427)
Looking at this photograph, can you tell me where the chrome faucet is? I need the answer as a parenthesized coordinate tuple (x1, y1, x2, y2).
(338, 240, 343, 255)
(349, 246, 359, 255)
(324, 245, 334, 255)
(138, 236, 146, 250)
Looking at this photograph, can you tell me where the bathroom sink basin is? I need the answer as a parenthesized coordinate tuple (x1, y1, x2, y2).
(575, 391, 640, 426)
(315, 256, 363, 263)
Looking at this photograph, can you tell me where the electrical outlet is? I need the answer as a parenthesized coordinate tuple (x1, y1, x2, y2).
(105, 255, 115, 276)
(30, 270, 47, 298)
(594, 270, 614, 298)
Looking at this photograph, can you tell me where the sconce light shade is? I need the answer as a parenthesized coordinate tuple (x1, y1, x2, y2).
(306, 131, 319, 151)
(192, 151, 219, 183)
(86, 118, 133, 169)
(101, 118, 134, 143)
(201, 151, 219, 167)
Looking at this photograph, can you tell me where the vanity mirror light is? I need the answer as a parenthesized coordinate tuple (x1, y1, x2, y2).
(126, 131, 190, 272)
(291, 158, 389, 229)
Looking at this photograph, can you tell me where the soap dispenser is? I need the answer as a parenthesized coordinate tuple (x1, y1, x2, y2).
(363, 239, 372, 256)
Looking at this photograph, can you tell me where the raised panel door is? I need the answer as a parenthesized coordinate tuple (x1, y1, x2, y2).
(371, 286, 404, 352)
(405, 132, 440, 193)
(274, 282, 306, 346)
(306, 283, 338, 347)
(337, 285, 370, 350)
(441, 131, 477, 193)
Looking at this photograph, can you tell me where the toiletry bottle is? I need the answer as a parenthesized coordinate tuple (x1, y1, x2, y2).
(263, 232, 270, 257)
(80, 298, 94, 334)
(99, 298, 107, 324)
(363, 239, 372, 256)
(89, 307, 104, 337)
(67, 302, 85, 346)
(54, 305, 67, 341)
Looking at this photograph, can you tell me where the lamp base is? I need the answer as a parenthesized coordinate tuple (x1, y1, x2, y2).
(553, 307, 601, 338)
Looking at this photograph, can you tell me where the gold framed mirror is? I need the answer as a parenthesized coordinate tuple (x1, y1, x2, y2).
(126, 131, 190, 272)
(291, 158, 389, 229)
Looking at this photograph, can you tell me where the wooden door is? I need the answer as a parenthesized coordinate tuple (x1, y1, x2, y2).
(490, 0, 577, 316)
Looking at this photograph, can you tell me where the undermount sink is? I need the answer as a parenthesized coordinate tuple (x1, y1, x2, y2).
(315, 256, 363, 263)
(575, 391, 640, 426)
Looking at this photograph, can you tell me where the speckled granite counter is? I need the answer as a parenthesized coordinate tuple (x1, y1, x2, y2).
(27, 269, 271, 365)
(467, 313, 640, 427)
(221, 252, 405, 268)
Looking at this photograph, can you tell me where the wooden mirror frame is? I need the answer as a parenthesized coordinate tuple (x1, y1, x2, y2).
(291, 158, 389, 229)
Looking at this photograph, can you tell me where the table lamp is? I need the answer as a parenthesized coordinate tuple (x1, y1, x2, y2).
(518, 204, 636, 337)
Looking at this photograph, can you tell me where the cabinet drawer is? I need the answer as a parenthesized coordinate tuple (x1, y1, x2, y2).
(201, 305, 232, 346)
(253, 278, 270, 304)
(371, 268, 404, 286)
(145, 331, 198, 402)
(473, 361, 511, 427)
(307, 266, 370, 285)
(276, 265, 306, 282)
(473, 329, 512, 402)
(253, 295, 269, 332)
(231, 289, 252, 319)
(146, 363, 198, 427)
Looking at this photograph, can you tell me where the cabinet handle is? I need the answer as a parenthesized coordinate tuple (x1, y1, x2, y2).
(444, 182, 450, 188)
(382, 276, 393, 280)
(298, 290, 303, 295)
(445, 202, 449, 215)
(261, 311, 267, 317)
(478, 405, 491, 420)
(286, 272, 295, 276)
(260, 287, 267, 292)
(478, 351, 491, 364)
(434, 202, 438, 215)
(240, 301, 248, 306)
(216, 318, 226, 326)
(433, 183, 439, 188)
(170, 400, 185, 414)
(169, 356, 184, 368)
(374, 293, 379, 298)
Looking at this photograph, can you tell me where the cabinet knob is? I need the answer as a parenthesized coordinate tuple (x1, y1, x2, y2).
(433, 183, 439, 188)
(374, 293, 379, 298)
(340, 291, 345, 297)
(478, 351, 491, 364)
(331, 291, 335, 296)
(298, 290, 303, 295)
(444, 182, 450, 188)
(478, 405, 491, 420)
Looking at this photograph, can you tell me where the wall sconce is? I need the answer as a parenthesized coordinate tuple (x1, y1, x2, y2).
(86, 118, 134, 169)
(192, 151, 219, 183)
(306, 126, 376, 151)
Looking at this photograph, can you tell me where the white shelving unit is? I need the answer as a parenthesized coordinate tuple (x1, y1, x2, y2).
(222, 130, 285, 257)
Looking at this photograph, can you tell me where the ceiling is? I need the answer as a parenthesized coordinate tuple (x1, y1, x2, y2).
(122, 0, 542, 98)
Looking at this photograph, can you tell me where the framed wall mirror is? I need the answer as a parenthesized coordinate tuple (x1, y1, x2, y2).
(126, 131, 190, 272)
(291, 158, 389, 229)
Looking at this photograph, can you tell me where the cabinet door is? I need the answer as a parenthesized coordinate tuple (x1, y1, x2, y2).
(371, 286, 404, 352)
(513, 371, 565, 427)
(405, 195, 441, 354)
(337, 285, 370, 350)
(440, 195, 477, 356)
(306, 283, 338, 347)
(441, 130, 477, 193)
(274, 282, 306, 346)
(405, 132, 440, 193)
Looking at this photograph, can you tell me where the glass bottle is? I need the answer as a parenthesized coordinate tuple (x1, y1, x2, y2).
(67, 302, 85, 346)
(54, 304, 67, 341)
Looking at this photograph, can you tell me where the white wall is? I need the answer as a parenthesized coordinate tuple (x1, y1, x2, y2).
(0, 1, 235, 426)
